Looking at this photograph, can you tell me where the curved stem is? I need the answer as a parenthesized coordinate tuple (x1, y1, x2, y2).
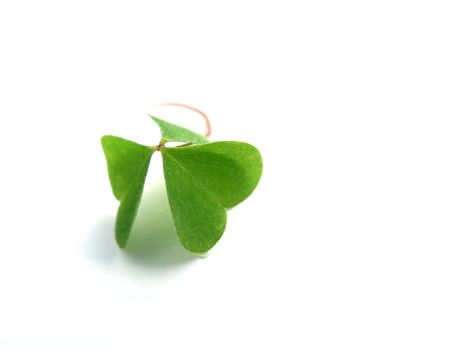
(157, 102, 212, 138)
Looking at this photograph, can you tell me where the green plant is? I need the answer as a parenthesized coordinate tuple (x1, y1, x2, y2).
(101, 105, 263, 253)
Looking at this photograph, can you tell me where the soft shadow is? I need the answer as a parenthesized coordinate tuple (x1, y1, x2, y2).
(84, 216, 118, 267)
(122, 181, 197, 269)
(85, 179, 197, 281)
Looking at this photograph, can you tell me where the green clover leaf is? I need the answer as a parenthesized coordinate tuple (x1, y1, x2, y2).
(101, 113, 262, 253)
(162, 142, 262, 252)
(149, 115, 209, 145)
(101, 136, 154, 248)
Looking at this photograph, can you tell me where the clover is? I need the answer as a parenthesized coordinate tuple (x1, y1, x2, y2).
(101, 104, 263, 253)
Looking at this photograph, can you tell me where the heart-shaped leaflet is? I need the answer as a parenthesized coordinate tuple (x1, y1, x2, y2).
(161, 141, 262, 252)
(101, 135, 153, 248)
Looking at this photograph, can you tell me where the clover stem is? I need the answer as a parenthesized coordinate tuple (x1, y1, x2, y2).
(156, 139, 166, 152)
(157, 102, 212, 138)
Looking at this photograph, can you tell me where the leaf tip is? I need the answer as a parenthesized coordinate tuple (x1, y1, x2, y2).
(147, 114, 160, 124)
(116, 229, 129, 249)
(100, 134, 109, 145)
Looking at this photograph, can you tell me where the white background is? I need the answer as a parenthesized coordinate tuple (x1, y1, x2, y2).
(1, 1, 467, 349)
